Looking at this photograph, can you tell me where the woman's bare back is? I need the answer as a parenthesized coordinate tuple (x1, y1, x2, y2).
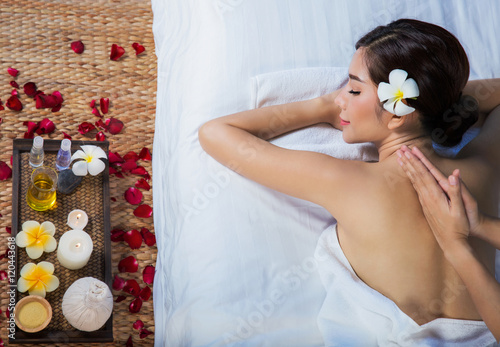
(329, 151, 498, 325)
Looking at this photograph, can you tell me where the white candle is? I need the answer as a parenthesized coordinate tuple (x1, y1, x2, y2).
(57, 230, 93, 270)
(67, 209, 88, 230)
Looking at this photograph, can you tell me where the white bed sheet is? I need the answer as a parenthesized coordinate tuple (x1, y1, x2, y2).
(151, 1, 500, 346)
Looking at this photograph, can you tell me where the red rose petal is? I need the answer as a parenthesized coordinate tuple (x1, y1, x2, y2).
(107, 117, 124, 134)
(6, 96, 22, 111)
(51, 104, 61, 112)
(109, 151, 124, 164)
(111, 228, 125, 242)
(118, 255, 138, 273)
(95, 119, 107, 130)
(140, 228, 156, 247)
(6, 226, 11, 234)
(126, 335, 133, 347)
(71, 40, 85, 54)
(132, 42, 145, 56)
(23, 121, 38, 133)
(24, 132, 35, 139)
(112, 274, 125, 290)
(11, 89, 18, 97)
(143, 265, 155, 285)
(0, 161, 12, 180)
(139, 329, 153, 339)
(139, 286, 151, 301)
(0, 103, 4, 111)
(78, 121, 96, 135)
(123, 229, 143, 249)
(23, 82, 37, 97)
(123, 279, 141, 296)
(129, 297, 143, 313)
(133, 320, 144, 330)
(110, 44, 125, 61)
(131, 166, 147, 176)
(7, 67, 18, 77)
(134, 204, 152, 218)
(90, 99, 96, 108)
(138, 147, 152, 161)
(116, 295, 127, 303)
(92, 107, 102, 118)
(36, 118, 55, 134)
(96, 131, 106, 141)
(35, 92, 62, 110)
(124, 151, 139, 162)
(135, 178, 151, 191)
(100, 97, 109, 114)
(53, 91, 63, 104)
(121, 161, 137, 172)
(125, 187, 143, 205)
(10, 81, 19, 89)
(0, 271, 7, 280)
(63, 132, 72, 140)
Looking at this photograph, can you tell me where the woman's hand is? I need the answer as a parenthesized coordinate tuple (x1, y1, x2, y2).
(319, 90, 342, 129)
(398, 145, 500, 342)
(396, 145, 476, 252)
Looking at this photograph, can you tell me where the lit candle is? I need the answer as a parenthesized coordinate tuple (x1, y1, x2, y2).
(57, 230, 93, 270)
(67, 209, 88, 230)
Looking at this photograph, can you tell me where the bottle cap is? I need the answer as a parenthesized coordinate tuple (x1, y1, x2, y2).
(61, 138, 71, 151)
(33, 136, 43, 148)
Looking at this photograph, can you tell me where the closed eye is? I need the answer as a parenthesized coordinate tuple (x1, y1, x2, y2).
(348, 90, 360, 95)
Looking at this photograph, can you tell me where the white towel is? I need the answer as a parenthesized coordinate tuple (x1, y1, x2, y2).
(249, 67, 378, 162)
(314, 224, 498, 347)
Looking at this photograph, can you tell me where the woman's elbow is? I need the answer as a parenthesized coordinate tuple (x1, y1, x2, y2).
(198, 120, 220, 152)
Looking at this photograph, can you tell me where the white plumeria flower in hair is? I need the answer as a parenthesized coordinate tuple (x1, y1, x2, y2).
(377, 69, 419, 116)
(71, 145, 107, 176)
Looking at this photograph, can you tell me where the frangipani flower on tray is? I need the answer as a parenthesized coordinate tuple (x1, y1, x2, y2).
(71, 145, 108, 176)
(377, 69, 419, 117)
(17, 261, 59, 298)
(16, 221, 57, 259)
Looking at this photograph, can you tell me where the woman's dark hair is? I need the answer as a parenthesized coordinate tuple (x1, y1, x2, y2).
(356, 19, 478, 147)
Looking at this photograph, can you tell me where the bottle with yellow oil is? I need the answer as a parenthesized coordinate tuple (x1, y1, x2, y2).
(26, 166, 58, 211)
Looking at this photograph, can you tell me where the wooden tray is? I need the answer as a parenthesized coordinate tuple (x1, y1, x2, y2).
(9, 139, 113, 344)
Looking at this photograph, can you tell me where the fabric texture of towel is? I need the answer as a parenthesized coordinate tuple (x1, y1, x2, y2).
(314, 224, 498, 347)
(250, 67, 378, 162)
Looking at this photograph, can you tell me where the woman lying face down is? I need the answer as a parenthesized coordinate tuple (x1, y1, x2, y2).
(199, 18, 500, 338)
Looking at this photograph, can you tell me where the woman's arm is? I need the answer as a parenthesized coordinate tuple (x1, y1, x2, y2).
(464, 78, 500, 115)
(397, 146, 500, 342)
(199, 95, 358, 210)
(458, 105, 500, 168)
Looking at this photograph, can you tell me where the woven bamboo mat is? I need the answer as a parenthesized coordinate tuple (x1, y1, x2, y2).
(0, 1, 157, 346)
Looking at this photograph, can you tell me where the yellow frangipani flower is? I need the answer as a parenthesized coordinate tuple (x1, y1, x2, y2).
(17, 261, 59, 298)
(16, 221, 57, 259)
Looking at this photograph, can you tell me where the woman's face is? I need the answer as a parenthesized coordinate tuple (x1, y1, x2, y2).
(335, 48, 389, 144)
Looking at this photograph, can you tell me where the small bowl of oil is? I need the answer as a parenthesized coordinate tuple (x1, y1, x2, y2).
(14, 295, 52, 333)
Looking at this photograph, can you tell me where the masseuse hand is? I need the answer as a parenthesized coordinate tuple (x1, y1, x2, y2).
(396, 145, 482, 252)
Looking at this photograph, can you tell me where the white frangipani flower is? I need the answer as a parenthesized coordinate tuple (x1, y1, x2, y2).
(377, 69, 419, 116)
(71, 145, 107, 176)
